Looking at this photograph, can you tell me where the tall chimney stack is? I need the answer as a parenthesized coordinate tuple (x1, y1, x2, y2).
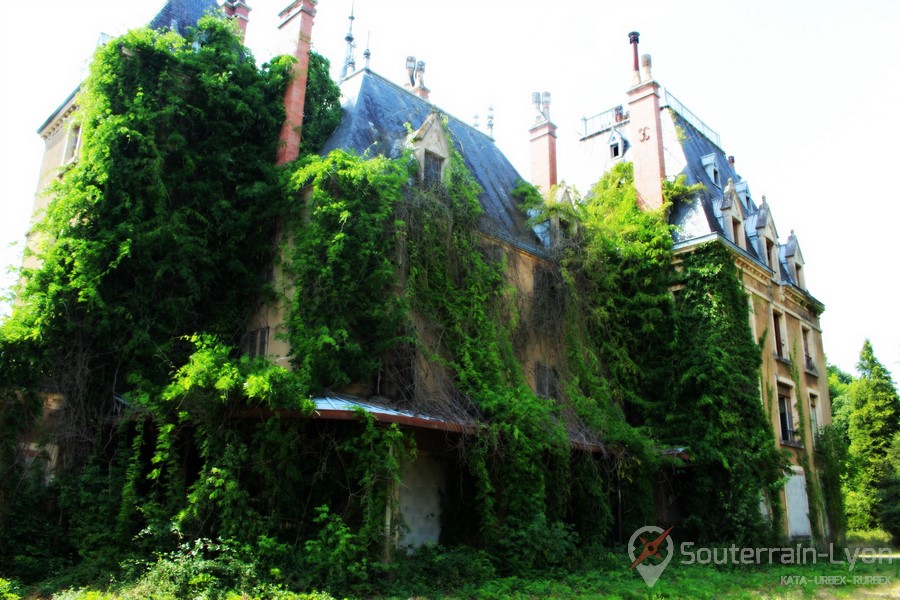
(529, 91, 558, 195)
(627, 35, 665, 212)
(275, 0, 318, 165)
(222, 1, 252, 40)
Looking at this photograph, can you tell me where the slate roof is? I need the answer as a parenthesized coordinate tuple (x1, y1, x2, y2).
(668, 111, 751, 245)
(321, 69, 545, 256)
(666, 110, 820, 302)
(148, 0, 220, 38)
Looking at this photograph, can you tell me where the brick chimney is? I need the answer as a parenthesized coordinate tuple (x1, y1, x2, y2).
(626, 33, 665, 212)
(275, 0, 318, 165)
(221, 0, 251, 39)
(529, 91, 558, 195)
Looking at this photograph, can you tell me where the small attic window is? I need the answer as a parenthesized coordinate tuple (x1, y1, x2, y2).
(701, 153, 720, 188)
(423, 151, 443, 184)
(609, 133, 622, 159)
(610, 142, 621, 159)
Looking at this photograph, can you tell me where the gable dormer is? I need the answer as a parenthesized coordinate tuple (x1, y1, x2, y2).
(734, 180, 751, 210)
(720, 178, 745, 249)
(406, 111, 450, 185)
(782, 230, 806, 289)
(755, 196, 780, 279)
(607, 129, 629, 161)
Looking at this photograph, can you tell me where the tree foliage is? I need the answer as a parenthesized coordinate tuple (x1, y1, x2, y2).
(844, 340, 900, 530)
(2, 18, 293, 465)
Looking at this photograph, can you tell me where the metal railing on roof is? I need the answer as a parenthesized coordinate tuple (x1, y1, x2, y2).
(660, 88, 721, 148)
(580, 106, 629, 140)
(578, 88, 722, 149)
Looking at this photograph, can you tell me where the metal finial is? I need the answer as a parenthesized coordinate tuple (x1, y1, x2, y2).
(473, 113, 480, 128)
(340, 1, 357, 80)
(487, 105, 495, 140)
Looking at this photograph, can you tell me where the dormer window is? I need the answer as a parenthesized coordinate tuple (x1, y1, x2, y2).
(609, 133, 622, 159)
(607, 130, 628, 161)
(406, 112, 450, 186)
(735, 181, 750, 207)
(423, 150, 443, 184)
(701, 153, 720, 187)
(784, 231, 806, 289)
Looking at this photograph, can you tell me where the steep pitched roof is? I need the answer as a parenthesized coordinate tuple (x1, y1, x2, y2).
(321, 69, 545, 255)
(149, 0, 220, 37)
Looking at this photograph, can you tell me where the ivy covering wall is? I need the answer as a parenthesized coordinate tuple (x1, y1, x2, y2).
(0, 15, 796, 593)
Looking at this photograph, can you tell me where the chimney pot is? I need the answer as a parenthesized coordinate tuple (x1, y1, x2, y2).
(406, 55, 416, 86)
(728, 155, 735, 166)
(415, 60, 426, 86)
(629, 31, 641, 83)
(640, 54, 652, 80)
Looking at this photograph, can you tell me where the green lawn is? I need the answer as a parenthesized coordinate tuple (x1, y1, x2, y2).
(2, 546, 896, 599)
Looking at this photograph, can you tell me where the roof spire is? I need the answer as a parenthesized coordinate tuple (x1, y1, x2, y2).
(340, 1, 357, 81)
(363, 31, 371, 68)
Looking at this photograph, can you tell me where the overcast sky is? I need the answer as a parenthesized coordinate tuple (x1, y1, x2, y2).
(1, 0, 898, 382)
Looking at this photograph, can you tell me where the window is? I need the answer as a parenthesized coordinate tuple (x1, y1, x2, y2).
(765, 238, 775, 269)
(701, 154, 720, 187)
(610, 142, 621, 159)
(731, 218, 743, 249)
(423, 151, 443, 184)
(801, 327, 814, 372)
(809, 393, 820, 447)
(773, 311, 786, 359)
(244, 327, 269, 358)
(535, 362, 558, 399)
(778, 384, 798, 445)
(64, 124, 81, 164)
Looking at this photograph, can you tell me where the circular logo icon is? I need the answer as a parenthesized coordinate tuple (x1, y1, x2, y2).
(628, 525, 674, 588)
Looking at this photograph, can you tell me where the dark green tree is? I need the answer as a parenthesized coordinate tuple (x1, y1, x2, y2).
(844, 340, 900, 530)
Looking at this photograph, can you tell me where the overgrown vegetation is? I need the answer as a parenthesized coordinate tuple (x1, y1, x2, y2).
(665, 243, 790, 544)
(1, 10, 870, 598)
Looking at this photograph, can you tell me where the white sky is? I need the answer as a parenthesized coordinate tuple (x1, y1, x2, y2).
(1, 0, 898, 381)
